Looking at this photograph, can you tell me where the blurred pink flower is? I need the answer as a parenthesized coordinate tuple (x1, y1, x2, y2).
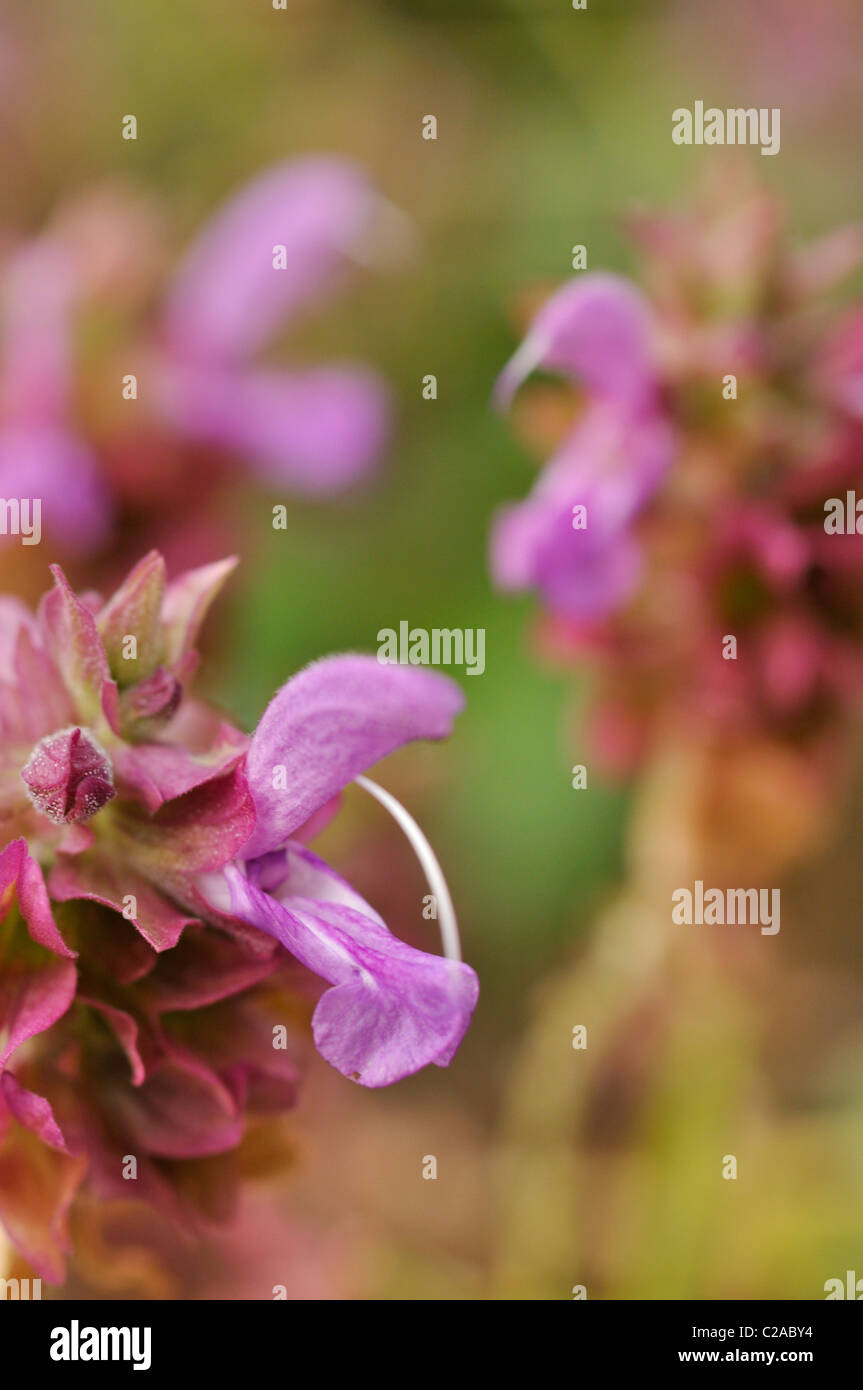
(0, 158, 401, 557)
(490, 275, 675, 619)
(493, 180, 863, 771)
(156, 158, 393, 496)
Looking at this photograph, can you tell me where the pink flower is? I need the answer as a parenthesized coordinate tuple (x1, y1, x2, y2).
(490, 274, 676, 619)
(492, 183, 863, 767)
(0, 552, 475, 1280)
(213, 657, 477, 1087)
(0, 158, 401, 557)
(156, 158, 394, 496)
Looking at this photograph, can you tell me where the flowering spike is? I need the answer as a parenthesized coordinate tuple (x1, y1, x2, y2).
(0, 551, 473, 1277)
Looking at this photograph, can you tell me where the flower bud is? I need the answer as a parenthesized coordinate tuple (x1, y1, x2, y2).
(21, 726, 115, 825)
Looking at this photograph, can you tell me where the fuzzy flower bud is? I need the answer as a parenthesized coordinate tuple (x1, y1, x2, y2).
(21, 725, 115, 825)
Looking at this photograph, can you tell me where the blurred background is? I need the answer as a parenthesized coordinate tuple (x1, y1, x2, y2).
(3, 0, 863, 1299)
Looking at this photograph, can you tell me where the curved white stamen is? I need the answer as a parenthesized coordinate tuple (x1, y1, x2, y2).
(492, 330, 547, 410)
(354, 775, 462, 962)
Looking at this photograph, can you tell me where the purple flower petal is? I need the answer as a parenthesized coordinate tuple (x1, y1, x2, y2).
(494, 272, 657, 411)
(491, 484, 644, 621)
(490, 500, 557, 592)
(242, 656, 465, 859)
(162, 157, 379, 365)
(533, 496, 645, 620)
(0, 426, 112, 554)
(226, 845, 478, 1087)
(159, 363, 390, 494)
(0, 238, 76, 423)
(491, 404, 675, 620)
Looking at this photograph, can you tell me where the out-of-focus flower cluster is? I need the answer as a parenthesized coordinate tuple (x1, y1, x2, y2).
(0, 552, 476, 1282)
(0, 158, 401, 566)
(492, 175, 863, 777)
